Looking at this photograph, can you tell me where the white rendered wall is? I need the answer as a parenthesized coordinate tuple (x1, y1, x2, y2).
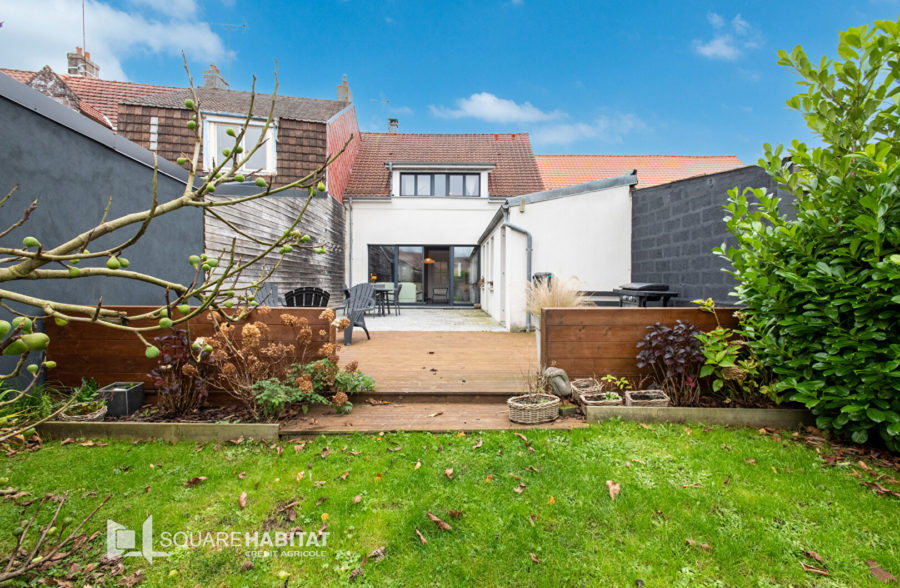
(346, 197, 501, 287)
(479, 183, 633, 330)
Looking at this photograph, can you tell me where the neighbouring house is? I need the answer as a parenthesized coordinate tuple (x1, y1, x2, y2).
(3, 51, 361, 300)
(535, 154, 744, 189)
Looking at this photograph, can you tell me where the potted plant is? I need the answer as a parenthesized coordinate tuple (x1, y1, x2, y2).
(59, 379, 107, 422)
(525, 276, 591, 363)
(97, 382, 145, 417)
(509, 370, 559, 424)
(573, 375, 627, 407)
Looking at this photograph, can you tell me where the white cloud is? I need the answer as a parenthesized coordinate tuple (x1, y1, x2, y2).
(430, 92, 564, 123)
(693, 12, 762, 61)
(0, 0, 226, 81)
(707, 12, 725, 28)
(693, 36, 741, 60)
(532, 113, 649, 146)
(391, 105, 414, 116)
(127, 0, 199, 19)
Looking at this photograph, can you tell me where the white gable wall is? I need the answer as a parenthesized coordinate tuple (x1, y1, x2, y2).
(479, 181, 633, 330)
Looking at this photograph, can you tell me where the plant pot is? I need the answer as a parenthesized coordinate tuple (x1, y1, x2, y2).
(98, 382, 145, 417)
(508, 393, 559, 424)
(624, 390, 669, 407)
(580, 392, 623, 407)
(558, 402, 578, 417)
(59, 401, 107, 422)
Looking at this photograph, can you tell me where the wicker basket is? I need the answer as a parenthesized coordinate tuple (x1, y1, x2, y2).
(624, 390, 669, 407)
(507, 394, 559, 424)
(580, 392, 623, 407)
(571, 378, 602, 395)
(59, 402, 107, 422)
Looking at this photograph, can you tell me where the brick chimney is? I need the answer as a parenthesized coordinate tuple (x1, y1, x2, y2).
(388, 118, 399, 133)
(336, 74, 352, 102)
(66, 47, 100, 78)
(202, 64, 228, 89)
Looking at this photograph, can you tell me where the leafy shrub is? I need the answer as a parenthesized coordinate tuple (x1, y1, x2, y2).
(251, 378, 328, 421)
(148, 330, 214, 415)
(717, 21, 900, 447)
(693, 299, 776, 405)
(636, 321, 705, 405)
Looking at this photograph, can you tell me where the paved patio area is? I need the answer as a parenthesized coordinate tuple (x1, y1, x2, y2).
(358, 308, 506, 332)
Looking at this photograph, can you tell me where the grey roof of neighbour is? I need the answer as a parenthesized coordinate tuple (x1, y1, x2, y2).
(122, 87, 350, 122)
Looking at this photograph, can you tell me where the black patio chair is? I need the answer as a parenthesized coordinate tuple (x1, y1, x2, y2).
(344, 283, 376, 345)
(432, 287, 449, 304)
(285, 286, 331, 307)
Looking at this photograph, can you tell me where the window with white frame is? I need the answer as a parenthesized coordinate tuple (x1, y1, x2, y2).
(400, 173, 480, 197)
(203, 115, 277, 174)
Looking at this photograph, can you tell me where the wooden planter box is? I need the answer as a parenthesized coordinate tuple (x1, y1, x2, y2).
(625, 390, 669, 407)
(580, 392, 623, 407)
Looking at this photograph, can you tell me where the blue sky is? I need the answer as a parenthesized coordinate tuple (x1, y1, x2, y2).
(1, 0, 898, 164)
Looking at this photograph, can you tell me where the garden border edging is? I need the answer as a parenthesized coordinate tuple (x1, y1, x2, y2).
(584, 406, 813, 428)
(37, 421, 279, 443)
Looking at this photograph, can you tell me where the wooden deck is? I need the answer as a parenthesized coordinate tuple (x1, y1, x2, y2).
(280, 399, 586, 435)
(338, 331, 537, 396)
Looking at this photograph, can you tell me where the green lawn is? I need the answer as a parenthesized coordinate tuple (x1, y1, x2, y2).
(3, 421, 899, 586)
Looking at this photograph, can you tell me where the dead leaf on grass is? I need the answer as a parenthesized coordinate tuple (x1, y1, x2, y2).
(800, 562, 830, 576)
(525, 465, 540, 473)
(804, 551, 824, 564)
(513, 482, 526, 494)
(340, 472, 350, 480)
(686, 538, 711, 552)
(415, 459, 422, 470)
(60, 438, 74, 446)
(296, 471, 305, 483)
(229, 436, 244, 445)
(530, 514, 537, 527)
(352, 495, 361, 504)
(606, 480, 621, 500)
(387, 446, 402, 453)
(415, 528, 427, 544)
(369, 546, 386, 562)
(238, 471, 246, 479)
(514, 432, 529, 443)
(238, 491, 247, 509)
(315, 496, 327, 507)
(485, 475, 494, 483)
(530, 553, 542, 564)
(639, 424, 654, 431)
(681, 483, 703, 488)
(549, 496, 555, 504)
(723, 477, 730, 486)
(745, 458, 757, 464)
(448, 510, 463, 519)
(426, 512, 452, 530)
(445, 468, 454, 480)
(241, 560, 254, 571)
(314, 480, 326, 487)
(320, 447, 331, 459)
(294, 443, 306, 453)
(473, 439, 483, 450)
(868, 560, 898, 583)
(183, 476, 207, 488)
(509, 473, 522, 481)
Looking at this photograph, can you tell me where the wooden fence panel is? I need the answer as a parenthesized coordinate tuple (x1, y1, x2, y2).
(45, 306, 336, 389)
(540, 307, 738, 378)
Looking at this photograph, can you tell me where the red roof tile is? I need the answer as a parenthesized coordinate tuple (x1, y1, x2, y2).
(535, 154, 744, 189)
(1, 68, 181, 129)
(345, 132, 544, 197)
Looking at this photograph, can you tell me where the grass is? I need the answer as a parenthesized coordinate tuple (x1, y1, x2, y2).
(2, 421, 900, 586)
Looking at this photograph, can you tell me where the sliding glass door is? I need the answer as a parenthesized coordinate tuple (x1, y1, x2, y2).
(367, 245, 479, 306)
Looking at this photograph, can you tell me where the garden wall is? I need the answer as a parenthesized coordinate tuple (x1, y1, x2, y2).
(631, 166, 793, 305)
(44, 306, 336, 389)
(540, 307, 738, 378)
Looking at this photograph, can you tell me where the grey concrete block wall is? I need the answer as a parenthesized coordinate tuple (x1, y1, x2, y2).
(631, 166, 790, 306)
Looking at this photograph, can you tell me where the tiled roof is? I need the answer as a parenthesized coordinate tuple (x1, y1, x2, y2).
(0, 68, 178, 129)
(345, 132, 544, 197)
(535, 154, 744, 189)
(122, 87, 349, 123)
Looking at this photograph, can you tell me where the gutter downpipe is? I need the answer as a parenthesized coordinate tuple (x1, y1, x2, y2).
(347, 197, 353, 286)
(501, 205, 533, 332)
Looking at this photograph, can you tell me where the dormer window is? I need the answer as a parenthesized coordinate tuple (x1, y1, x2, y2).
(203, 115, 277, 174)
(400, 173, 480, 197)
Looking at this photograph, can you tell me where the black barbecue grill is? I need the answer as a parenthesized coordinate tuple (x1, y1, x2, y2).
(613, 282, 678, 307)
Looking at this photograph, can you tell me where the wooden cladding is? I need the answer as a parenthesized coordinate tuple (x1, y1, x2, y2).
(540, 307, 739, 378)
(45, 306, 336, 389)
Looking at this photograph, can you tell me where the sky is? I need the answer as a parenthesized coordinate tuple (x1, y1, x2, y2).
(0, 0, 897, 165)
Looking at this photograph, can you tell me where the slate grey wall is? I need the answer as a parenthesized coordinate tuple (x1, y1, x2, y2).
(631, 166, 791, 306)
(0, 74, 200, 377)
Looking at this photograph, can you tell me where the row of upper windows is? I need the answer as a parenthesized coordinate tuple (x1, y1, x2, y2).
(400, 173, 481, 197)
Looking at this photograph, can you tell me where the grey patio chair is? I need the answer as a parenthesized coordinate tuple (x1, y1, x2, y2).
(388, 283, 402, 315)
(344, 283, 376, 345)
(255, 282, 280, 306)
